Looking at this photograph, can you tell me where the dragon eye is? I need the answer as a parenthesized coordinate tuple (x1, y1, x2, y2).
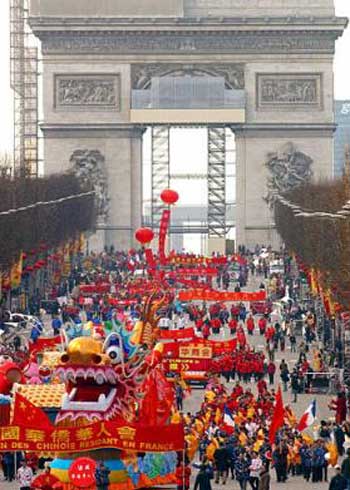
(106, 346, 122, 364)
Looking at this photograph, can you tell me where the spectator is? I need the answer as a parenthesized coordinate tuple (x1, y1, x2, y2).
(341, 448, 350, 489)
(249, 451, 263, 490)
(17, 459, 33, 490)
(258, 466, 270, 490)
(213, 442, 229, 485)
(329, 465, 347, 490)
(267, 361, 276, 385)
(194, 464, 213, 490)
(95, 461, 111, 490)
(290, 369, 299, 403)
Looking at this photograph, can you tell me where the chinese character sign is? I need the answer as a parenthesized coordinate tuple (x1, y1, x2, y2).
(69, 457, 96, 488)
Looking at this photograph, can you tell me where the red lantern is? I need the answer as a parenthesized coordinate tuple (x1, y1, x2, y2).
(135, 227, 154, 245)
(68, 458, 96, 488)
(26, 266, 34, 272)
(160, 189, 179, 205)
(22, 252, 27, 260)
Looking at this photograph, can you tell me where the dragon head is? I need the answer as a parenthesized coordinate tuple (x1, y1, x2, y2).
(55, 294, 167, 426)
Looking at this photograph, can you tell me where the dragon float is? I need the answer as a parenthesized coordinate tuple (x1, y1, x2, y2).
(45, 294, 179, 489)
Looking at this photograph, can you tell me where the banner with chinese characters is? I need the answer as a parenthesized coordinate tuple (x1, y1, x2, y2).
(159, 210, 170, 265)
(179, 344, 212, 359)
(178, 289, 266, 302)
(163, 357, 211, 374)
(0, 421, 184, 453)
(163, 339, 237, 359)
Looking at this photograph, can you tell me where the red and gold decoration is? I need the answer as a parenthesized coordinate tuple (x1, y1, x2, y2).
(135, 227, 154, 246)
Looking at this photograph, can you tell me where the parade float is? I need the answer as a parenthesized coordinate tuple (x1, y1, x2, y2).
(0, 295, 185, 490)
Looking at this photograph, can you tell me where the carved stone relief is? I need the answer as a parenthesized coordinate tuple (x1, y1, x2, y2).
(56, 75, 120, 109)
(131, 63, 244, 90)
(41, 31, 336, 55)
(69, 150, 110, 223)
(257, 74, 322, 109)
(264, 142, 313, 208)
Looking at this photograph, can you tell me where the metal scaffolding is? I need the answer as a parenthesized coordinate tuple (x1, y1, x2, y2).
(151, 126, 170, 228)
(10, 0, 39, 177)
(207, 127, 226, 237)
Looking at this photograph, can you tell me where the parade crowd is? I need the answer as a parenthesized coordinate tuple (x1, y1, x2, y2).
(0, 246, 349, 490)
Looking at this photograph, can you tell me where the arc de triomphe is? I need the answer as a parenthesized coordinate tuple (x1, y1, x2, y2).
(29, 0, 347, 251)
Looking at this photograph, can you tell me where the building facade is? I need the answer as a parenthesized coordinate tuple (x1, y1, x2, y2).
(28, 0, 347, 250)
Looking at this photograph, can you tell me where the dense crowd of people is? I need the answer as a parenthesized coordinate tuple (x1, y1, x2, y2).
(0, 246, 349, 490)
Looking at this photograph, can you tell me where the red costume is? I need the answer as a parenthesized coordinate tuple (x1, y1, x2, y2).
(228, 318, 238, 334)
(247, 317, 255, 333)
(329, 394, 347, 424)
(258, 317, 267, 334)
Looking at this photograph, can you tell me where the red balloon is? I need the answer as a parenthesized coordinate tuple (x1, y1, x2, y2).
(68, 457, 96, 488)
(160, 189, 179, 205)
(135, 227, 154, 245)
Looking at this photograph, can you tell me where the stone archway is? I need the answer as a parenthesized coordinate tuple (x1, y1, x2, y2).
(28, 0, 347, 250)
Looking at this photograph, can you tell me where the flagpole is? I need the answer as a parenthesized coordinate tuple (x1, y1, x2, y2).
(182, 448, 186, 490)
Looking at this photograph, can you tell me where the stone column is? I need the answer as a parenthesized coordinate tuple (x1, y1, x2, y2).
(104, 126, 144, 250)
(234, 125, 335, 250)
(41, 125, 144, 252)
(234, 129, 247, 248)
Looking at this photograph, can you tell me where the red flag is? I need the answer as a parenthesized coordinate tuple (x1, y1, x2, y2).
(12, 392, 53, 429)
(138, 368, 175, 426)
(269, 386, 284, 445)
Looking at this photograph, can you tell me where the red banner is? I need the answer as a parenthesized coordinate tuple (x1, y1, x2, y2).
(159, 210, 170, 265)
(173, 278, 210, 289)
(206, 257, 228, 265)
(0, 420, 184, 453)
(159, 327, 196, 340)
(108, 298, 138, 307)
(144, 248, 156, 268)
(209, 338, 237, 355)
(163, 339, 237, 359)
(29, 335, 62, 355)
(168, 268, 217, 277)
(163, 357, 211, 374)
(79, 284, 110, 295)
(178, 290, 266, 302)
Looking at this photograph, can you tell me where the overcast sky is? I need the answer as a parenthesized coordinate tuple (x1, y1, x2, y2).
(0, 0, 350, 154)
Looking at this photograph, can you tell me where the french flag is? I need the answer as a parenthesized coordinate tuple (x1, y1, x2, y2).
(223, 405, 235, 433)
(297, 400, 317, 432)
